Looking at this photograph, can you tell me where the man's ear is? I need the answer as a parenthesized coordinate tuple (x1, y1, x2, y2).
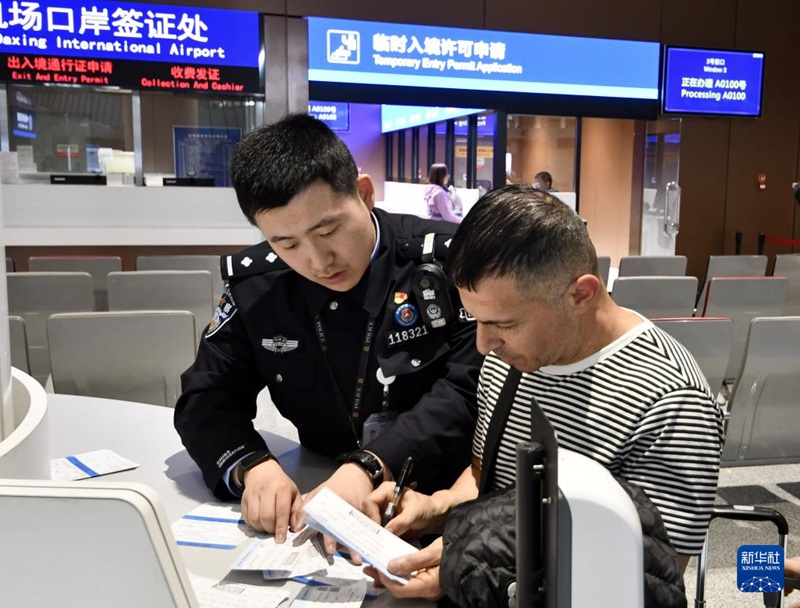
(570, 274, 600, 311)
(357, 174, 375, 210)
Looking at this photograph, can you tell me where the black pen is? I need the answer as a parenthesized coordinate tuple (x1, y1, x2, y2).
(381, 456, 414, 526)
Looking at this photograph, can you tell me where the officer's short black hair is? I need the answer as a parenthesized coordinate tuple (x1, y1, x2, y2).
(447, 184, 598, 300)
(231, 113, 359, 225)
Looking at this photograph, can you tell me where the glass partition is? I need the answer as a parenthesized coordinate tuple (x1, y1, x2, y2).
(641, 118, 681, 255)
(6, 84, 132, 176)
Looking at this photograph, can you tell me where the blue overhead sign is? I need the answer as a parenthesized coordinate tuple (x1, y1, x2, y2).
(381, 105, 484, 133)
(308, 17, 660, 101)
(0, 0, 259, 66)
(0, 0, 262, 94)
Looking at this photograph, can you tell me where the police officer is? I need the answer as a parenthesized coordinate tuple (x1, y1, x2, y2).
(175, 113, 481, 545)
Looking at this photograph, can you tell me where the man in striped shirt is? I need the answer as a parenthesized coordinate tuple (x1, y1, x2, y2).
(363, 185, 723, 602)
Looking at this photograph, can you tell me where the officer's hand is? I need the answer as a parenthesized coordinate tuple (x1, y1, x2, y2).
(363, 483, 447, 538)
(291, 462, 375, 555)
(364, 537, 445, 601)
(240, 459, 302, 542)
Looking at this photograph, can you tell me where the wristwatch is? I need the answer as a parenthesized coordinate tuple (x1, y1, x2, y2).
(339, 449, 385, 489)
(233, 449, 275, 491)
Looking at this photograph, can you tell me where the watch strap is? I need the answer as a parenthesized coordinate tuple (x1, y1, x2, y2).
(339, 449, 384, 489)
(234, 449, 274, 491)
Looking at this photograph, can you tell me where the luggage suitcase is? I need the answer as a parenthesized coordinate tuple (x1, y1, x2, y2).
(694, 505, 789, 608)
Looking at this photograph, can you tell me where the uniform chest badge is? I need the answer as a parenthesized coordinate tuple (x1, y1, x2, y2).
(262, 336, 300, 353)
(393, 292, 408, 305)
(394, 302, 418, 327)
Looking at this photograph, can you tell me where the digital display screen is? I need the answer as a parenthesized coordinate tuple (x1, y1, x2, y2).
(308, 101, 350, 131)
(308, 17, 660, 118)
(662, 47, 765, 117)
(0, 0, 262, 94)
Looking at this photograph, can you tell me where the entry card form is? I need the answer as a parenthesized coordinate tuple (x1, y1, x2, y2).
(302, 487, 418, 584)
(50, 449, 139, 481)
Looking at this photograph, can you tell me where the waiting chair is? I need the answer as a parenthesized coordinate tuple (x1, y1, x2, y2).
(699, 276, 788, 381)
(7, 272, 95, 385)
(653, 317, 734, 397)
(107, 270, 215, 343)
(612, 276, 698, 318)
(28, 255, 122, 311)
(47, 311, 196, 407)
(8, 316, 30, 374)
(136, 254, 226, 300)
(721, 316, 800, 466)
(617, 255, 687, 277)
(696, 254, 767, 308)
(596, 255, 611, 286)
(773, 253, 800, 315)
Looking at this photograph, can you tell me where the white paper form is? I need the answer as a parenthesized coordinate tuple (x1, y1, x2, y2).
(233, 526, 331, 579)
(291, 580, 366, 607)
(172, 502, 256, 550)
(290, 554, 387, 601)
(50, 449, 140, 481)
(187, 572, 290, 608)
(303, 487, 418, 585)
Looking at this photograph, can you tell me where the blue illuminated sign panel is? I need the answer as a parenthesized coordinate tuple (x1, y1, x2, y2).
(0, 0, 261, 94)
(435, 113, 496, 137)
(308, 101, 350, 131)
(662, 47, 765, 117)
(308, 17, 660, 101)
(381, 105, 484, 133)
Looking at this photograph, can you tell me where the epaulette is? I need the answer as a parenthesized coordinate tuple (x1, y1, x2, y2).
(396, 233, 454, 262)
(221, 242, 289, 280)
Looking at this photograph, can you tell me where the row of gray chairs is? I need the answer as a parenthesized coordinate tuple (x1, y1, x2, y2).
(7, 255, 225, 312)
(613, 254, 800, 309)
(7, 270, 216, 385)
(656, 315, 800, 467)
(7, 312, 196, 408)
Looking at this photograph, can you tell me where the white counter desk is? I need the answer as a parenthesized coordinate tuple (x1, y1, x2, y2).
(46, 394, 428, 607)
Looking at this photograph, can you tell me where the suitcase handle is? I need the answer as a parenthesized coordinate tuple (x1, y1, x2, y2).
(709, 505, 789, 535)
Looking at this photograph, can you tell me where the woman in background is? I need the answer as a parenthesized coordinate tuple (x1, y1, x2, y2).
(425, 163, 462, 223)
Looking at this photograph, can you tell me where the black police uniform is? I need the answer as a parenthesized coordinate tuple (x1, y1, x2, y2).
(175, 209, 482, 500)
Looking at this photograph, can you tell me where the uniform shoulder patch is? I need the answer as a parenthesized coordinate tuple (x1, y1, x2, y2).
(206, 284, 237, 338)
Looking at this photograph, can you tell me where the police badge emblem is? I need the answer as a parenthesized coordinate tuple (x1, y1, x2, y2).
(262, 335, 300, 353)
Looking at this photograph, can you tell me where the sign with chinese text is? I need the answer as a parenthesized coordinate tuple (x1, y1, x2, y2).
(0, 0, 262, 94)
(662, 47, 765, 117)
(173, 126, 241, 187)
(308, 17, 659, 108)
(737, 545, 783, 593)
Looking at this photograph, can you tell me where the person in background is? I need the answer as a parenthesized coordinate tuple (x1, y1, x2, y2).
(533, 170, 556, 192)
(362, 185, 723, 602)
(425, 163, 462, 223)
(174, 114, 482, 548)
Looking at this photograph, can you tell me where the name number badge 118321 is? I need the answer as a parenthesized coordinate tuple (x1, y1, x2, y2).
(363, 368, 398, 444)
